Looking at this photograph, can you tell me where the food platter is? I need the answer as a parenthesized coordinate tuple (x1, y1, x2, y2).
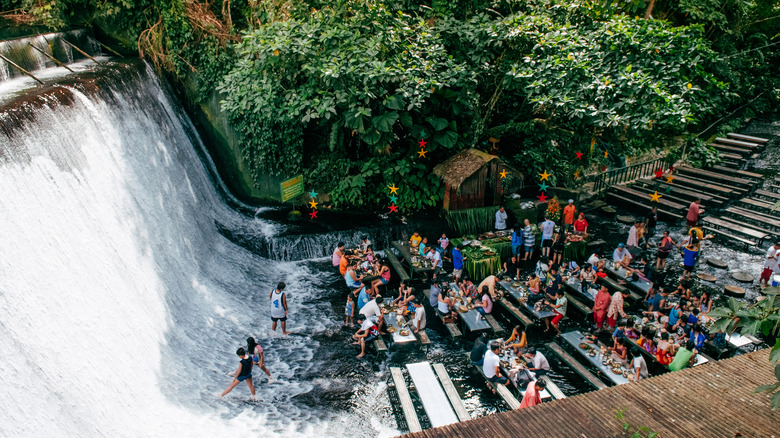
(387, 327, 397, 333)
(399, 329, 410, 336)
(459, 305, 469, 313)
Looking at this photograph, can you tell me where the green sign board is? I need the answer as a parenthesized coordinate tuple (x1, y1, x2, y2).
(280, 174, 304, 202)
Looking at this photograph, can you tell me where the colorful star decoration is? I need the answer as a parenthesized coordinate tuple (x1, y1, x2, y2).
(418, 139, 427, 148)
(654, 168, 664, 179)
(664, 184, 673, 194)
(389, 194, 398, 203)
(668, 165, 675, 172)
(388, 184, 399, 194)
(500, 169, 508, 179)
(604, 150, 609, 158)
(649, 191, 662, 202)
(575, 151, 583, 159)
(417, 149, 427, 158)
(308, 189, 319, 220)
(539, 182, 549, 192)
(574, 170, 580, 179)
(389, 204, 398, 213)
(666, 175, 675, 183)
(538, 170, 551, 181)
(537, 193, 549, 203)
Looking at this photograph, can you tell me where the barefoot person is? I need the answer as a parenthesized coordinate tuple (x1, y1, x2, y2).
(270, 282, 290, 335)
(220, 348, 256, 399)
(353, 314, 380, 359)
(246, 337, 273, 383)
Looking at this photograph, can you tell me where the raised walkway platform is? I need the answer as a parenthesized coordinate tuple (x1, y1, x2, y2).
(402, 348, 779, 438)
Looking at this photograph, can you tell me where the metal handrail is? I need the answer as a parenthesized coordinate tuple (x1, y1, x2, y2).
(594, 156, 673, 192)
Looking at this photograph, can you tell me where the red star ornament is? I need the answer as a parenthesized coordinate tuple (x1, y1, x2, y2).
(309, 210, 318, 219)
(389, 204, 398, 213)
(537, 193, 548, 203)
(418, 139, 427, 148)
(575, 151, 583, 159)
(668, 165, 675, 173)
(654, 168, 664, 179)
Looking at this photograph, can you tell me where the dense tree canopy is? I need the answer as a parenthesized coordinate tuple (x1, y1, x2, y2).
(4, 0, 778, 208)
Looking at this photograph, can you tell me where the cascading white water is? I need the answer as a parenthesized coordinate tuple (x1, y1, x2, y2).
(0, 61, 398, 437)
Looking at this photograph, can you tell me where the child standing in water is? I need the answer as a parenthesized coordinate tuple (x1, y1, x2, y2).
(246, 337, 273, 383)
(220, 348, 256, 399)
(345, 294, 354, 327)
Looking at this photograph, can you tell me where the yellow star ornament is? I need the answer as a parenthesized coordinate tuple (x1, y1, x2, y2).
(499, 169, 508, 179)
(604, 151, 609, 158)
(538, 170, 551, 181)
(665, 175, 675, 184)
(308, 199, 318, 209)
(573, 170, 580, 179)
(388, 184, 399, 194)
(417, 149, 427, 158)
(649, 191, 662, 202)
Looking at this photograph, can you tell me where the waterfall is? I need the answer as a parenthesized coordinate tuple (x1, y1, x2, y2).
(0, 59, 398, 437)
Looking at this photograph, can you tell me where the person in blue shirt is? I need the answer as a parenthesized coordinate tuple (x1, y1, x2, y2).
(511, 225, 523, 257)
(682, 244, 699, 279)
(452, 245, 465, 281)
(357, 287, 371, 310)
(689, 324, 706, 349)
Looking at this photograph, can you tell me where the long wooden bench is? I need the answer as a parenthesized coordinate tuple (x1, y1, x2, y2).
(564, 292, 593, 317)
(725, 206, 780, 230)
(709, 216, 778, 240)
(727, 133, 769, 143)
(635, 179, 723, 205)
(445, 322, 463, 338)
(497, 299, 534, 327)
(406, 362, 460, 428)
(708, 165, 763, 181)
(703, 226, 757, 248)
(385, 250, 411, 283)
(606, 191, 685, 221)
(432, 363, 471, 422)
(710, 143, 752, 156)
(702, 216, 768, 243)
(675, 172, 750, 194)
(611, 185, 686, 211)
(389, 367, 422, 433)
(675, 166, 756, 188)
(755, 189, 780, 202)
(416, 329, 431, 353)
(715, 137, 760, 148)
(739, 198, 780, 217)
(484, 314, 506, 335)
(658, 173, 736, 198)
(547, 342, 607, 390)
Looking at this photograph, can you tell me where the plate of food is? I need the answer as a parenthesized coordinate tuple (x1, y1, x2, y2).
(484, 251, 496, 256)
(579, 343, 588, 349)
(387, 327, 397, 333)
(459, 305, 468, 313)
(602, 360, 609, 366)
(500, 360, 509, 368)
(381, 308, 389, 314)
(399, 329, 410, 336)
(588, 351, 597, 357)
(612, 368, 623, 375)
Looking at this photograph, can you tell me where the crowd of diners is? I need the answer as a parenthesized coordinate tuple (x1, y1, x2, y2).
(325, 199, 769, 408)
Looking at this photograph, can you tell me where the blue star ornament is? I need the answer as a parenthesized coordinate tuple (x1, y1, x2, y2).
(389, 194, 398, 203)
(308, 190, 318, 198)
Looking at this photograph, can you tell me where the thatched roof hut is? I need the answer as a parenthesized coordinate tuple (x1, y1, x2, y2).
(433, 148, 522, 211)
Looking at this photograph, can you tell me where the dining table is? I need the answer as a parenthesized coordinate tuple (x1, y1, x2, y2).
(498, 280, 557, 320)
(489, 338, 552, 400)
(561, 331, 631, 385)
(383, 308, 419, 344)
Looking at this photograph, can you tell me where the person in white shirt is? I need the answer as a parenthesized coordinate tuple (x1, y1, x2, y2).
(523, 347, 550, 376)
(359, 296, 385, 333)
(360, 235, 372, 253)
(483, 343, 510, 385)
(629, 348, 649, 381)
(612, 243, 632, 270)
(495, 206, 508, 231)
(411, 300, 426, 333)
(760, 242, 780, 288)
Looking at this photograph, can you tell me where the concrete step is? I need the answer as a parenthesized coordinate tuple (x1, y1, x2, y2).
(726, 133, 769, 144)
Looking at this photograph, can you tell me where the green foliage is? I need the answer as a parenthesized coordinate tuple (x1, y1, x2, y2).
(667, 137, 720, 168)
(710, 295, 780, 410)
(614, 408, 660, 437)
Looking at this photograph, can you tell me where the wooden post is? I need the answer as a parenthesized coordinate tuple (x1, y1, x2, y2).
(95, 41, 123, 57)
(28, 43, 74, 72)
(0, 53, 44, 84)
(61, 39, 101, 64)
